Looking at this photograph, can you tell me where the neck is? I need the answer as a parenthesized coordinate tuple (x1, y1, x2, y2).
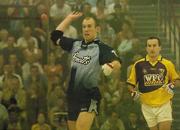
(85, 39, 93, 44)
(148, 55, 159, 62)
(85, 37, 97, 43)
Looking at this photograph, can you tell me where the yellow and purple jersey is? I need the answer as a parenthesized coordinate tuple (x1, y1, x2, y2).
(127, 55, 180, 107)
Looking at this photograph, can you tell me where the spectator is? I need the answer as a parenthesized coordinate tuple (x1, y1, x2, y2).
(107, 4, 132, 33)
(22, 54, 44, 81)
(25, 65, 48, 125)
(50, 0, 71, 26)
(2, 35, 23, 64)
(71, 0, 85, 11)
(125, 112, 142, 130)
(7, 105, 22, 130)
(108, 0, 129, 14)
(47, 85, 65, 110)
(31, 112, 51, 130)
(0, 91, 9, 130)
(1, 76, 27, 130)
(17, 26, 39, 50)
(107, 4, 125, 33)
(91, 0, 109, 21)
(0, 64, 23, 89)
(98, 20, 115, 45)
(114, 20, 135, 80)
(0, 29, 9, 50)
(7, 0, 30, 36)
(44, 51, 63, 95)
(23, 38, 43, 63)
(100, 111, 125, 130)
(8, 54, 22, 76)
(48, 97, 67, 130)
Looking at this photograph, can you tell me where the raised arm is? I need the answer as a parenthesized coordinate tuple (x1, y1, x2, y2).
(56, 11, 83, 32)
(51, 12, 83, 50)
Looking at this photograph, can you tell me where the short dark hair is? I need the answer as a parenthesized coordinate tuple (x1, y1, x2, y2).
(83, 16, 99, 26)
(146, 36, 161, 46)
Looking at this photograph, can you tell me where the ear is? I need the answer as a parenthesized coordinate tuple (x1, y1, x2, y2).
(96, 26, 100, 33)
(146, 46, 148, 52)
(159, 46, 162, 51)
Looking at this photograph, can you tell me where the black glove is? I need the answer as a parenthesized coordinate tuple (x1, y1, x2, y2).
(162, 83, 175, 95)
(50, 30, 63, 45)
(131, 91, 140, 101)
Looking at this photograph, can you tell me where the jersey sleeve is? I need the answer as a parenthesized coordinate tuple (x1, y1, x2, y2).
(127, 63, 137, 87)
(50, 30, 76, 52)
(99, 43, 121, 65)
(167, 61, 180, 82)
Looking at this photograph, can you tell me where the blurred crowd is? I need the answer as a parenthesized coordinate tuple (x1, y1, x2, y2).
(0, 0, 158, 130)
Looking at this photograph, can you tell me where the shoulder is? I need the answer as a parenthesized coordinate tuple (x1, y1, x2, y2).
(97, 41, 118, 56)
(31, 124, 39, 129)
(161, 57, 175, 67)
(134, 58, 146, 66)
(161, 57, 173, 64)
(73, 39, 82, 46)
(98, 41, 113, 50)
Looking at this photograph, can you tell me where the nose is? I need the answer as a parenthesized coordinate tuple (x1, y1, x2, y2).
(84, 26, 88, 31)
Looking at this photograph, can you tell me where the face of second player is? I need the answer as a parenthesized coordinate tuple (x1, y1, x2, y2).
(146, 39, 161, 58)
(82, 18, 98, 43)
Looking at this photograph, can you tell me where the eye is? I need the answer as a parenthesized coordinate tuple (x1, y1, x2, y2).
(82, 25, 86, 29)
(153, 44, 157, 47)
(148, 44, 151, 47)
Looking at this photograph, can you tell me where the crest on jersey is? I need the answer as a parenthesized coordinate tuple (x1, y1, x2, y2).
(111, 50, 118, 57)
(159, 68, 165, 76)
(143, 69, 147, 74)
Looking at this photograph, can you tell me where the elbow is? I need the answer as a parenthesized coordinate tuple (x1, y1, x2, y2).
(50, 30, 63, 45)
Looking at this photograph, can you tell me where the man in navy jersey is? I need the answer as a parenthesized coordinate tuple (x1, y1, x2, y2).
(51, 12, 121, 130)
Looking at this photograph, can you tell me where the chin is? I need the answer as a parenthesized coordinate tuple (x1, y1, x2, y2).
(85, 38, 92, 43)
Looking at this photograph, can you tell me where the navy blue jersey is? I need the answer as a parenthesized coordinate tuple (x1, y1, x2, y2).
(51, 30, 120, 90)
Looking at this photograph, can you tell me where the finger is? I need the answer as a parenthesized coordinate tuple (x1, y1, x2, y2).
(71, 11, 76, 14)
(74, 11, 83, 16)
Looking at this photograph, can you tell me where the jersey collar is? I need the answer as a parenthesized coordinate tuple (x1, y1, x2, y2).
(81, 38, 100, 49)
(145, 55, 163, 62)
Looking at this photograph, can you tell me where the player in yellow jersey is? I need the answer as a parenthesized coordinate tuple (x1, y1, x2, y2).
(127, 36, 180, 130)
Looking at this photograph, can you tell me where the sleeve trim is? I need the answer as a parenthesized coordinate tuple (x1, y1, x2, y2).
(126, 82, 136, 87)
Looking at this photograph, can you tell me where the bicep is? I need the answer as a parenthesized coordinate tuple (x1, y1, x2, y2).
(127, 64, 137, 86)
(168, 62, 180, 81)
(99, 45, 121, 65)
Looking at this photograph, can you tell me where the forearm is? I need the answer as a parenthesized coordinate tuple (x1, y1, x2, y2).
(56, 17, 72, 32)
(174, 79, 180, 87)
(111, 60, 121, 74)
(127, 84, 135, 92)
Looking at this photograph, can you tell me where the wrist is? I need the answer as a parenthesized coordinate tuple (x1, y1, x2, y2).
(65, 16, 73, 22)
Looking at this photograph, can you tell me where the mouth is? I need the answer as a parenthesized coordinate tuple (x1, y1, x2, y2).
(84, 33, 90, 37)
(150, 51, 155, 54)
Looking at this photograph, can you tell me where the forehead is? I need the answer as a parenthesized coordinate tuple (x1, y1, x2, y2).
(147, 39, 159, 45)
(82, 18, 96, 26)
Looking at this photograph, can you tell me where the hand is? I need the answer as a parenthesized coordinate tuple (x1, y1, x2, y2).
(102, 63, 113, 76)
(66, 11, 83, 21)
(131, 91, 140, 101)
(163, 83, 174, 95)
(55, 11, 83, 32)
